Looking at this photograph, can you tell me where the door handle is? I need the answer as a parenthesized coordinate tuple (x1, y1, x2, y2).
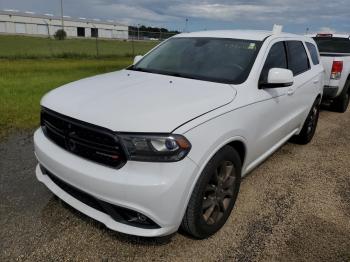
(313, 79, 319, 84)
(287, 88, 295, 96)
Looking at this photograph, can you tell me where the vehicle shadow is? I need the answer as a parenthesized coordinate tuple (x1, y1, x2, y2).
(320, 101, 338, 112)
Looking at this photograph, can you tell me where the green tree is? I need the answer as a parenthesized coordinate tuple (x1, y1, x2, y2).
(54, 29, 67, 40)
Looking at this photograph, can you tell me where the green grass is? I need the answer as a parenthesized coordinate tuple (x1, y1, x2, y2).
(0, 58, 132, 138)
(0, 35, 158, 59)
(0, 35, 158, 138)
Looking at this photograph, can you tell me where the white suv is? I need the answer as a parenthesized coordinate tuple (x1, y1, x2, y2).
(34, 30, 324, 239)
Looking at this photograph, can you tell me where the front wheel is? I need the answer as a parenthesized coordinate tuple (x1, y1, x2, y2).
(292, 99, 320, 145)
(181, 146, 241, 239)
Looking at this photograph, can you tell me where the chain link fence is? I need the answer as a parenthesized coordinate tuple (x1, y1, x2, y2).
(0, 29, 179, 59)
(128, 29, 177, 41)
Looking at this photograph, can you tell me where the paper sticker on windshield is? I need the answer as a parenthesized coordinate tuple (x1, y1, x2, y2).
(248, 43, 256, 50)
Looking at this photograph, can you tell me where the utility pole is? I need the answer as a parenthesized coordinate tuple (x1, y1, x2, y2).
(137, 24, 140, 41)
(43, 19, 51, 38)
(60, 0, 64, 30)
(43, 19, 53, 55)
(92, 24, 99, 57)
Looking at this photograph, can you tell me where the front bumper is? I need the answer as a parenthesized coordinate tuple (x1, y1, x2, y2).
(34, 128, 199, 237)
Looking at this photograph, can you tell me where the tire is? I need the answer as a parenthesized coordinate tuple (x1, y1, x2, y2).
(331, 80, 350, 113)
(292, 99, 320, 145)
(181, 146, 241, 239)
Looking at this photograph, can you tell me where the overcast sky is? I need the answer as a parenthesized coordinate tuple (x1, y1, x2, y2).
(1, 0, 349, 33)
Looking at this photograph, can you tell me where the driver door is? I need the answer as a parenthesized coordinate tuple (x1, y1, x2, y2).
(248, 41, 295, 163)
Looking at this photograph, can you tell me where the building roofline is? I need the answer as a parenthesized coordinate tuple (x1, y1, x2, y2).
(0, 10, 128, 27)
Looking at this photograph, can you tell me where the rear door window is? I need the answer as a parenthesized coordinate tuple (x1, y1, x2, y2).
(286, 41, 310, 76)
(306, 42, 320, 65)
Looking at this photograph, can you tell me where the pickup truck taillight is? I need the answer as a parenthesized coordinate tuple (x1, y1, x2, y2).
(331, 61, 343, 80)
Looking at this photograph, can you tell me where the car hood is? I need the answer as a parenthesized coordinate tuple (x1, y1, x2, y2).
(41, 70, 236, 133)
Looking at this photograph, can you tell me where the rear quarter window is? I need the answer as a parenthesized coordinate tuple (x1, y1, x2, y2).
(305, 42, 320, 65)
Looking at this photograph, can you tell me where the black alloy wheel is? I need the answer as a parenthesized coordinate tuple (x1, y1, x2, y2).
(202, 160, 237, 225)
(292, 99, 320, 145)
(181, 146, 241, 239)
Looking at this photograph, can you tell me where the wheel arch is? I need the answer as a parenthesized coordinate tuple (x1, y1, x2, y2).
(190, 136, 248, 187)
(316, 93, 322, 104)
(180, 137, 247, 233)
(227, 140, 246, 167)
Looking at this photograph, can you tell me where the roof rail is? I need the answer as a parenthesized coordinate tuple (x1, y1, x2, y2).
(272, 24, 283, 34)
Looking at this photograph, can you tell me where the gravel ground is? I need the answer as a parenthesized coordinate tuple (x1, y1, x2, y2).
(1, 108, 349, 261)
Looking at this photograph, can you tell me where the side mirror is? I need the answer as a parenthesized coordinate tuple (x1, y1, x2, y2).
(133, 55, 143, 65)
(260, 68, 294, 88)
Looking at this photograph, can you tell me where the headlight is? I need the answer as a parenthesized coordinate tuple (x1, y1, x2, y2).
(118, 133, 191, 162)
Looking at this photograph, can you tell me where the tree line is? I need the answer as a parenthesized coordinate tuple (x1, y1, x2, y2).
(129, 25, 180, 39)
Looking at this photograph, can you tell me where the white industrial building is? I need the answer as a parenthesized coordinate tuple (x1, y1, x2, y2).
(0, 10, 129, 39)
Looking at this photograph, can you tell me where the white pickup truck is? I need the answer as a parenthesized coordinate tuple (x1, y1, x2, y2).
(312, 34, 350, 112)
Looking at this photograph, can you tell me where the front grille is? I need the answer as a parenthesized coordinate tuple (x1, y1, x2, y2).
(41, 107, 127, 168)
(40, 166, 160, 229)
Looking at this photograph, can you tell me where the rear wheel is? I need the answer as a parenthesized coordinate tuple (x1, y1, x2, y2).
(181, 146, 241, 239)
(292, 99, 320, 145)
(331, 81, 350, 113)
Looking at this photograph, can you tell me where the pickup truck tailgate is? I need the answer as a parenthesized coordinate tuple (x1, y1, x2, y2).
(319, 55, 333, 86)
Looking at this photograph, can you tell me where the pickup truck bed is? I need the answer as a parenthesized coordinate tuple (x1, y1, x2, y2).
(313, 34, 350, 112)
(319, 54, 350, 98)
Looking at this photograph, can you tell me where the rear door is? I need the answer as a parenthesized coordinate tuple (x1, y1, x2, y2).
(305, 41, 325, 94)
(285, 40, 315, 129)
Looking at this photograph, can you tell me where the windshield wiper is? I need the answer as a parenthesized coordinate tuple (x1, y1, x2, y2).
(128, 66, 153, 73)
(165, 72, 198, 80)
(128, 67, 199, 81)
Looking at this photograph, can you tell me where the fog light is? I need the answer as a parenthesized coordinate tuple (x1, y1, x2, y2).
(127, 212, 152, 225)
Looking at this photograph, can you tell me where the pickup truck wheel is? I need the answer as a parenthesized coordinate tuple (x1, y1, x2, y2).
(181, 146, 241, 239)
(292, 100, 320, 145)
(332, 81, 350, 113)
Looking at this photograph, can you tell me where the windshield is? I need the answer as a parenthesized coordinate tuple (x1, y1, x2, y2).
(129, 37, 262, 84)
(313, 37, 350, 53)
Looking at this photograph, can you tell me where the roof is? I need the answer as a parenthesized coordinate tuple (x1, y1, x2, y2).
(174, 30, 301, 41)
(0, 10, 128, 27)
